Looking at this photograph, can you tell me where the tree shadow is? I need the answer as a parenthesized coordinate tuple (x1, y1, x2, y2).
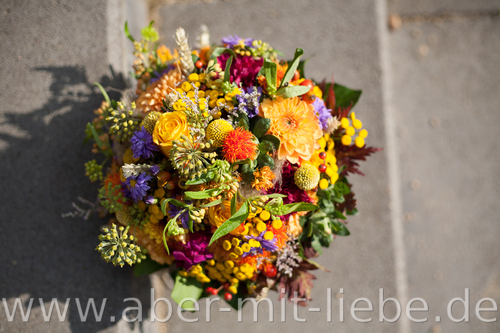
(0, 65, 151, 332)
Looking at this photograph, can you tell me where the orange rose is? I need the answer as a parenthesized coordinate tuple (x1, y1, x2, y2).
(152, 111, 189, 156)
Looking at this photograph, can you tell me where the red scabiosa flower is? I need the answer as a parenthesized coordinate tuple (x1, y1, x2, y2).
(222, 128, 258, 163)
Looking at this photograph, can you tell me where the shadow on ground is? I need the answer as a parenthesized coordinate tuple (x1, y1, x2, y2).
(0, 65, 151, 332)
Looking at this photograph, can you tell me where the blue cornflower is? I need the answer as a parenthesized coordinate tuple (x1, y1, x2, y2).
(122, 172, 153, 203)
(130, 127, 159, 159)
(222, 35, 254, 48)
(312, 98, 333, 130)
(235, 86, 262, 118)
(149, 165, 160, 176)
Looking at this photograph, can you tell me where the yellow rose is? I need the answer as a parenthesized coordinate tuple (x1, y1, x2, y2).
(208, 200, 232, 227)
(152, 111, 189, 156)
(208, 200, 246, 235)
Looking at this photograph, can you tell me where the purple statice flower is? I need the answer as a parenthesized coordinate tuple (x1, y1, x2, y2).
(242, 231, 278, 257)
(149, 165, 160, 176)
(130, 127, 159, 159)
(122, 172, 153, 203)
(235, 86, 262, 118)
(173, 233, 214, 271)
(312, 98, 333, 130)
(169, 203, 190, 229)
(218, 53, 263, 88)
(222, 35, 254, 48)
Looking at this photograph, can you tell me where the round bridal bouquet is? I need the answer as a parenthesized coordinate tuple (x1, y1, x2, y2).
(84, 23, 379, 308)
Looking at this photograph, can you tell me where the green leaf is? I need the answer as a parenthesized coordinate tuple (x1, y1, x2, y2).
(200, 199, 223, 208)
(231, 158, 252, 167)
(231, 194, 237, 215)
(276, 85, 310, 99)
(332, 195, 345, 204)
(258, 141, 275, 154)
(330, 221, 350, 236)
(260, 135, 280, 150)
(257, 154, 275, 168)
(184, 188, 222, 200)
(185, 172, 215, 185)
(335, 181, 350, 194)
(308, 211, 327, 223)
(94, 82, 111, 106)
(223, 55, 233, 82)
(235, 113, 250, 130)
(333, 83, 362, 109)
(252, 117, 271, 138)
(209, 201, 249, 245)
(266, 202, 318, 216)
(297, 59, 308, 79)
(171, 274, 203, 310)
(191, 53, 199, 65)
(311, 236, 322, 255)
(87, 123, 104, 150)
(280, 48, 304, 87)
(209, 47, 237, 61)
(346, 208, 358, 216)
(161, 198, 188, 215)
(263, 59, 277, 94)
(333, 210, 347, 220)
(264, 193, 287, 199)
(133, 256, 166, 277)
(124, 21, 135, 42)
(162, 221, 171, 254)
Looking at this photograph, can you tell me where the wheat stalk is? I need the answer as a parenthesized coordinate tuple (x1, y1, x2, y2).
(175, 27, 195, 78)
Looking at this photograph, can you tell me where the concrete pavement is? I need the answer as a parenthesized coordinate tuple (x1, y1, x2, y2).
(1, 0, 499, 332)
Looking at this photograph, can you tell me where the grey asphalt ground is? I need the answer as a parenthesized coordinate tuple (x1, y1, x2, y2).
(0, 0, 499, 332)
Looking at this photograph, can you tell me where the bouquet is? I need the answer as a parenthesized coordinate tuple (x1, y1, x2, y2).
(85, 22, 379, 307)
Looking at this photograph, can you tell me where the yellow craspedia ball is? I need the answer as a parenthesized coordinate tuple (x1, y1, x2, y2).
(206, 119, 233, 147)
(294, 164, 321, 191)
(142, 111, 162, 134)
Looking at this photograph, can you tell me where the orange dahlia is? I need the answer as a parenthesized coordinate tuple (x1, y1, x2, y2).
(259, 96, 322, 164)
(136, 68, 182, 114)
(222, 127, 258, 163)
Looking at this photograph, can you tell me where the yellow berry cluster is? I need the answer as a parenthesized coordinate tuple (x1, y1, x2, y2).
(222, 237, 247, 259)
(246, 206, 281, 238)
(205, 258, 254, 286)
(178, 264, 211, 283)
(188, 70, 242, 117)
(135, 188, 167, 224)
(172, 78, 208, 113)
(340, 112, 368, 147)
(313, 136, 340, 189)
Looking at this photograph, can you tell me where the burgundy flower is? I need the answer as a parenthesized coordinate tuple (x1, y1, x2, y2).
(218, 53, 263, 88)
(266, 162, 312, 206)
(173, 233, 213, 271)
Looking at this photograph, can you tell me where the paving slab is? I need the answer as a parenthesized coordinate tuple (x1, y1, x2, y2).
(158, 0, 398, 331)
(388, 0, 500, 16)
(389, 13, 500, 333)
(0, 0, 146, 332)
